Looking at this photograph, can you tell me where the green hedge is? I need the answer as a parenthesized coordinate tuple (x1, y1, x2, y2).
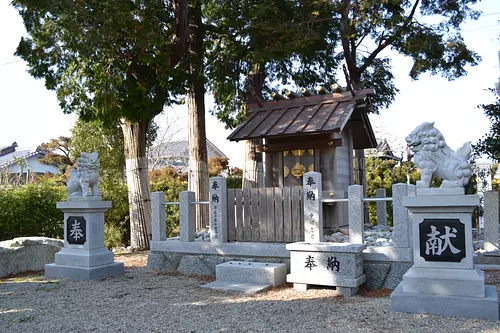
(0, 182, 66, 241)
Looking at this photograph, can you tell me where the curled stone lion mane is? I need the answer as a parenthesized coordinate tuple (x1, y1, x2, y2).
(405, 122, 472, 188)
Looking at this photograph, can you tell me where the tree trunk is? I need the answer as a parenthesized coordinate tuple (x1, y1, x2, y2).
(187, 0, 209, 230)
(243, 62, 265, 189)
(121, 119, 151, 250)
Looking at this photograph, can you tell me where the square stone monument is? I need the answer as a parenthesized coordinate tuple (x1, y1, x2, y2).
(391, 122, 499, 320)
(45, 152, 124, 280)
(286, 172, 367, 296)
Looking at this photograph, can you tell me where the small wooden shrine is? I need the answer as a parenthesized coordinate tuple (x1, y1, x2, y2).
(227, 87, 377, 230)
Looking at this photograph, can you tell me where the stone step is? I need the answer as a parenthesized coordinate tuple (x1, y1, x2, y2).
(215, 261, 287, 286)
(201, 281, 272, 294)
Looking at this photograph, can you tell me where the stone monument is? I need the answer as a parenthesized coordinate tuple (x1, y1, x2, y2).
(391, 122, 498, 319)
(286, 172, 367, 296)
(45, 152, 124, 280)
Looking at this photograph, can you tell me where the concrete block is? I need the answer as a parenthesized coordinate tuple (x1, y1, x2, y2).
(383, 262, 412, 290)
(147, 252, 182, 271)
(201, 281, 272, 294)
(151, 191, 166, 241)
(363, 262, 390, 290)
(376, 188, 387, 226)
(210, 177, 228, 243)
(216, 261, 287, 286)
(180, 191, 196, 242)
(484, 191, 499, 252)
(287, 273, 366, 288)
(54, 247, 114, 268)
(348, 185, 364, 244)
(391, 283, 499, 320)
(45, 262, 124, 280)
(402, 266, 485, 297)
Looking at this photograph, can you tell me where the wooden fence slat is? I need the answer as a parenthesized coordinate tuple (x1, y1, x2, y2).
(251, 188, 260, 241)
(266, 187, 275, 242)
(274, 187, 283, 242)
(235, 189, 243, 241)
(258, 188, 268, 242)
(227, 188, 236, 241)
(283, 187, 292, 242)
(243, 188, 252, 241)
(291, 186, 301, 242)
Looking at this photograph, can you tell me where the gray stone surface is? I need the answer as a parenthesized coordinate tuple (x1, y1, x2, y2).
(402, 266, 485, 297)
(180, 191, 196, 242)
(0, 237, 63, 277)
(348, 185, 364, 244)
(45, 262, 124, 280)
(303, 171, 323, 243)
(287, 273, 366, 288)
(48, 199, 123, 280)
(150, 239, 289, 258)
(286, 242, 367, 253)
(289, 250, 363, 281)
(376, 188, 387, 226)
(383, 262, 412, 290)
(215, 261, 287, 286)
(209, 177, 228, 243)
(151, 191, 166, 241)
(147, 252, 182, 271)
(391, 283, 499, 320)
(201, 281, 272, 294)
(392, 183, 413, 248)
(364, 262, 391, 290)
(484, 190, 499, 252)
(177, 255, 218, 276)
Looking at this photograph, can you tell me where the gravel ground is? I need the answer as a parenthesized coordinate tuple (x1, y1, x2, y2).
(2, 253, 500, 333)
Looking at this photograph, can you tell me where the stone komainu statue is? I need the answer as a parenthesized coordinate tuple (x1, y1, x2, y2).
(405, 122, 472, 188)
(67, 152, 101, 197)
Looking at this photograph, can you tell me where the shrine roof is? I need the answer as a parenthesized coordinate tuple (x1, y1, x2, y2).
(227, 88, 377, 149)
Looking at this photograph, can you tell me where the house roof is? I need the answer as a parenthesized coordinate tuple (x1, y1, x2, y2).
(227, 88, 377, 149)
(366, 139, 401, 161)
(149, 139, 228, 159)
(0, 147, 44, 168)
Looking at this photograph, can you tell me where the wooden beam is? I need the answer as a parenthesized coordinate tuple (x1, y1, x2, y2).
(256, 138, 342, 152)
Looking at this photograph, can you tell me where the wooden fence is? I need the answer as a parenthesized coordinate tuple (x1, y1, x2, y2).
(226, 187, 304, 243)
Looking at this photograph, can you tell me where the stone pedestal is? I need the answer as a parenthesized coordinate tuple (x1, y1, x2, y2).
(45, 199, 124, 280)
(286, 242, 367, 296)
(391, 191, 499, 320)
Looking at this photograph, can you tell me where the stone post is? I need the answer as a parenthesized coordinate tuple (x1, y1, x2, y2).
(209, 177, 228, 243)
(484, 190, 499, 252)
(376, 188, 387, 226)
(392, 183, 416, 248)
(348, 185, 364, 244)
(151, 191, 166, 241)
(180, 191, 196, 242)
(303, 172, 323, 243)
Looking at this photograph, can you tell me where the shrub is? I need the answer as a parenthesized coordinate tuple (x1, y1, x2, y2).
(100, 178, 130, 247)
(149, 167, 188, 237)
(0, 181, 66, 241)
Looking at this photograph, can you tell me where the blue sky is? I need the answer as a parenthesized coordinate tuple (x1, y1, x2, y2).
(1, 0, 499, 168)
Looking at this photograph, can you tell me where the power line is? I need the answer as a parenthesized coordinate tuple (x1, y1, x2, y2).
(463, 23, 500, 33)
(0, 59, 23, 67)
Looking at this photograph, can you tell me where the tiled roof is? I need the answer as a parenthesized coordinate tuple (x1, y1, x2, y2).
(227, 89, 376, 148)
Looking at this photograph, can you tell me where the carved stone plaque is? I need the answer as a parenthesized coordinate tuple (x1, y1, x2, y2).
(419, 219, 465, 262)
(66, 216, 86, 245)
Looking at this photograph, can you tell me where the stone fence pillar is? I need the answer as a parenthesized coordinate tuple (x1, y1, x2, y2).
(209, 177, 228, 243)
(391, 183, 416, 248)
(180, 191, 196, 242)
(376, 188, 387, 226)
(151, 191, 166, 241)
(303, 171, 323, 243)
(348, 185, 364, 244)
(484, 190, 499, 252)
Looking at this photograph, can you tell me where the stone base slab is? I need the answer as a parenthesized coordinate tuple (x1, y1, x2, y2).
(54, 247, 114, 268)
(201, 281, 271, 294)
(402, 266, 485, 297)
(391, 283, 499, 320)
(293, 283, 359, 296)
(287, 273, 366, 288)
(45, 262, 124, 280)
(216, 261, 287, 286)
